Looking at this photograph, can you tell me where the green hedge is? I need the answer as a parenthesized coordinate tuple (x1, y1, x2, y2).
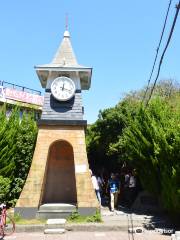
(0, 106, 38, 206)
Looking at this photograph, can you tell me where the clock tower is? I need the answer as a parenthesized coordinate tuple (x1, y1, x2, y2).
(15, 30, 99, 218)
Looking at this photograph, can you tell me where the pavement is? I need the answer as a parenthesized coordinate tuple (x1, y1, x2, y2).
(3, 207, 175, 240)
(13, 210, 153, 232)
(3, 231, 171, 240)
(15, 207, 167, 232)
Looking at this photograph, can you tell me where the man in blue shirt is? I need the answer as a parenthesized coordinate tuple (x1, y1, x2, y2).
(107, 173, 120, 211)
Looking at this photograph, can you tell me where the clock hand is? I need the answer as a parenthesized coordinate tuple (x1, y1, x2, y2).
(63, 88, 72, 93)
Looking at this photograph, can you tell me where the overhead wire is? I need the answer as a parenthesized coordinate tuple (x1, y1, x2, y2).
(142, 0, 173, 103)
(145, 1, 180, 106)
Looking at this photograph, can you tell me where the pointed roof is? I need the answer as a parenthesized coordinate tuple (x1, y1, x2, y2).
(51, 30, 78, 66)
(35, 30, 92, 90)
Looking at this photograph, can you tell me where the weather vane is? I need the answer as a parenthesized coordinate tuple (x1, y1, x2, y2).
(66, 13, 68, 30)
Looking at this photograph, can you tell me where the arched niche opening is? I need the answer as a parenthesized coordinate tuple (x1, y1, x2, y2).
(42, 140, 77, 204)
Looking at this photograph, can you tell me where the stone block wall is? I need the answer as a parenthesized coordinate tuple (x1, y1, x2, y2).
(15, 125, 99, 217)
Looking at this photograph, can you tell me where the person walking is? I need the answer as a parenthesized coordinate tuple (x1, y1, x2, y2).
(123, 170, 130, 207)
(128, 171, 137, 207)
(90, 170, 101, 205)
(107, 173, 120, 211)
(97, 172, 105, 203)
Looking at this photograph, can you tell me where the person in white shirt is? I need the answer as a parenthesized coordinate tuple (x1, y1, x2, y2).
(90, 170, 101, 205)
(128, 171, 137, 207)
(129, 174, 136, 188)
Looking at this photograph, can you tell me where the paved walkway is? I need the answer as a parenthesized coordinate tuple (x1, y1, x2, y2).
(7, 207, 174, 240)
(4, 231, 171, 240)
(100, 207, 167, 229)
(101, 207, 153, 225)
(14, 210, 156, 232)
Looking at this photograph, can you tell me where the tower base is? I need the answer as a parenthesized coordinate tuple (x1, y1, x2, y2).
(15, 125, 99, 219)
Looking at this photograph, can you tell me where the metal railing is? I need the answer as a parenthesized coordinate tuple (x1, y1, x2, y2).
(0, 80, 41, 96)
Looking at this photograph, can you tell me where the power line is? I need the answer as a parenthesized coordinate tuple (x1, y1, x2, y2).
(145, 1, 180, 107)
(142, 0, 173, 103)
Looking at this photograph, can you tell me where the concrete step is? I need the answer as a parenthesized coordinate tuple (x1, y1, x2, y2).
(39, 203, 76, 211)
(44, 228, 66, 234)
(37, 203, 76, 219)
(47, 218, 67, 225)
(45, 218, 67, 229)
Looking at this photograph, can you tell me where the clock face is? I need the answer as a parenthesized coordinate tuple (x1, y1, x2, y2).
(51, 77, 76, 101)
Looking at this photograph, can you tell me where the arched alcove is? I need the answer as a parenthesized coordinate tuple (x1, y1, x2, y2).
(42, 140, 77, 204)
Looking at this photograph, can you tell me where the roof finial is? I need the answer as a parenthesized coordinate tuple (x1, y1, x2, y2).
(64, 13, 70, 38)
(65, 13, 68, 31)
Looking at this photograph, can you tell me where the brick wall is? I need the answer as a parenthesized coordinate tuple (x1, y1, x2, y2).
(16, 125, 99, 209)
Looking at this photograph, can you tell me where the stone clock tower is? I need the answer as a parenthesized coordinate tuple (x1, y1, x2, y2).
(15, 30, 99, 218)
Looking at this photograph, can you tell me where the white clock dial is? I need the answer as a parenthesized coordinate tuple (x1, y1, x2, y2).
(51, 77, 76, 101)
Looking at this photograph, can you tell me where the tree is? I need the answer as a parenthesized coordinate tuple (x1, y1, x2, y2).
(10, 111, 38, 204)
(0, 106, 38, 205)
(0, 107, 19, 177)
(0, 176, 11, 203)
(86, 79, 180, 218)
(86, 100, 139, 171)
(119, 98, 180, 216)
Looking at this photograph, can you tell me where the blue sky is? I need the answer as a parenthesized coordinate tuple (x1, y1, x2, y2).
(0, 1, 180, 123)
